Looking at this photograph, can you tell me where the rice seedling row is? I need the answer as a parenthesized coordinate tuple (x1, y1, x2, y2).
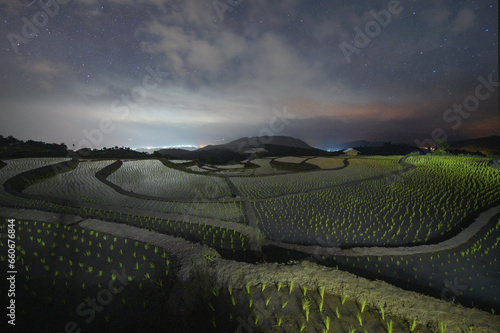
(18, 160, 243, 221)
(320, 213, 500, 314)
(231, 156, 405, 199)
(107, 159, 232, 200)
(206, 281, 428, 332)
(0, 218, 175, 332)
(254, 156, 500, 246)
(307, 156, 347, 169)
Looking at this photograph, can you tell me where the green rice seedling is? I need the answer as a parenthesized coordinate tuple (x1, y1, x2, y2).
(439, 321, 447, 333)
(277, 281, 282, 292)
(249, 299, 253, 308)
(276, 316, 283, 327)
(360, 300, 366, 313)
(335, 307, 341, 318)
(299, 321, 306, 332)
(303, 286, 307, 297)
(282, 300, 288, 309)
(410, 317, 417, 332)
(387, 320, 393, 333)
(210, 287, 219, 296)
(319, 298, 324, 313)
(261, 283, 266, 292)
(245, 282, 251, 295)
(265, 296, 272, 307)
(208, 302, 215, 312)
(319, 286, 325, 299)
(302, 298, 311, 322)
(380, 305, 385, 320)
(357, 312, 362, 326)
(254, 315, 259, 325)
(231, 295, 236, 306)
(323, 316, 330, 333)
(348, 327, 356, 333)
(289, 281, 294, 294)
(341, 294, 347, 305)
(228, 285, 233, 296)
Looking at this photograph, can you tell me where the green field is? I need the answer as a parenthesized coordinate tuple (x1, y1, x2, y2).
(1, 154, 499, 332)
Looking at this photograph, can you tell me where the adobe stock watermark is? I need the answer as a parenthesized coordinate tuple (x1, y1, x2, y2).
(7, 0, 68, 54)
(414, 73, 498, 150)
(75, 65, 169, 152)
(59, 267, 134, 333)
(213, 0, 244, 22)
(339, 0, 403, 64)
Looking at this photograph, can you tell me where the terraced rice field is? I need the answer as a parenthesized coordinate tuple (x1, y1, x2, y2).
(307, 156, 346, 169)
(254, 156, 500, 246)
(274, 156, 308, 164)
(22, 160, 243, 222)
(1, 154, 499, 330)
(231, 156, 405, 199)
(107, 160, 231, 200)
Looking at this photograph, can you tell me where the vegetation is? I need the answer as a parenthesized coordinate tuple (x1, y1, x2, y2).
(254, 156, 499, 246)
(107, 159, 231, 200)
(1, 153, 499, 331)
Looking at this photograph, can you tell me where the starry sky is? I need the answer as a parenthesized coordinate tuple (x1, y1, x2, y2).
(0, 0, 498, 150)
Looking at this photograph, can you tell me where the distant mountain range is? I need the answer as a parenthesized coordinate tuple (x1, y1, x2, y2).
(1, 134, 497, 161)
(447, 136, 500, 155)
(158, 136, 328, 164)
(199, 136, 312, 152)
(337, 136, 500, 155)
(335, 140, 385, 150)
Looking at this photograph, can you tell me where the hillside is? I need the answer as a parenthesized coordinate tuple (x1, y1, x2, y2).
(158, 136, 330, 164)
(448, 136, 500, 155)
(0, 135, 68, 158)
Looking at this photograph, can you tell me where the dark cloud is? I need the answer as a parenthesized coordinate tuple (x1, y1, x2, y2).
(0, 0, 497, 148)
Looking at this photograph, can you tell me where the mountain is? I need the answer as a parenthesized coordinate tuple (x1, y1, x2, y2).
(336, 140, 385, 150)
(199, 136, 313, 152)
(447, 136, 500, 155)
(0, 135, 68, 158)
(158, 136, 330, 164)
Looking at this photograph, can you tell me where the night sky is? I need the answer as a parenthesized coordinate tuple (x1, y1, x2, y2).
(0, 0, 498, 150)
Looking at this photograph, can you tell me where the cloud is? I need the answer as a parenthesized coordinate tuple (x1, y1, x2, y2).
(449, 8, 476, 33)
(20, 58, 70, 76)
(18, 58, 72, 91)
